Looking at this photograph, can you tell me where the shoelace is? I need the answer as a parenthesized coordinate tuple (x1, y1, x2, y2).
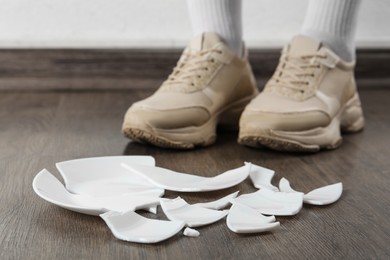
(164, 49, 222, 88)
(270, 53, 327, 93)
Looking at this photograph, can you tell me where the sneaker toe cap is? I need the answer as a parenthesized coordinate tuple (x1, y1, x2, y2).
(123, 106, 211, 131)
(240, 109, 331, 132)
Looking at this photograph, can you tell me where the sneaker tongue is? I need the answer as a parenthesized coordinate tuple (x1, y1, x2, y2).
(288, 35, 321, 56)
(189, 32, 222, 51)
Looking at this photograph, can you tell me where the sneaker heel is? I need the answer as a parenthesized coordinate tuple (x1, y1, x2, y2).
(341, 93, 365, 133)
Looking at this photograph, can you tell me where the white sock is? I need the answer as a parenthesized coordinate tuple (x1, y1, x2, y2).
(186, 0, 243, 57)
(301, 0, 362, 62)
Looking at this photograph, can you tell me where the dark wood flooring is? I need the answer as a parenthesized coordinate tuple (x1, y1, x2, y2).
(0, 49, 389, 91)
(0, 86, 389, 259)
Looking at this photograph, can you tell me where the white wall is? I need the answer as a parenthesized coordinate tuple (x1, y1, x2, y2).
(0, 0, 389, 49)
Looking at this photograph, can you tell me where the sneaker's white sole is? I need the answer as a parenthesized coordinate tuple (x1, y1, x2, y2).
(123, 94, 257, 149)
(238, 93, 365, 152)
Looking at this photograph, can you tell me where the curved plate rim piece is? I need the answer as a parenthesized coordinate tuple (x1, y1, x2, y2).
(226, 203, 280, 233)
(232, 188, 303, 216)
(33, 169, 103, 215)
(279, 178, 343, 206)
(121, 163, 251, 192)
(56, 156, 162, 197)
(33, 169, 161, 216)
(303, 182, 343, 205)
(248, 163, 279, 191)
(160, 197, 229, 227)
(193, 191, 239, 210)
(100, 210, 185, 244)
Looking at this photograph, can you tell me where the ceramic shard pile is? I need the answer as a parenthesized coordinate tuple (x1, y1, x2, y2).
(33, 156, 343, 244)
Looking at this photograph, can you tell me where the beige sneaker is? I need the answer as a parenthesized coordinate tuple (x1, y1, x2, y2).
(239, 35, 365, 152)
(122, 32, 258, 149)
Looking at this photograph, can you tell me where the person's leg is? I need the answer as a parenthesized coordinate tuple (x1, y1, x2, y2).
(238, 0, 364, 152)
(123, 0, 258, 149)
(187, 0, 243, 57)
(301, 0, 361, 62)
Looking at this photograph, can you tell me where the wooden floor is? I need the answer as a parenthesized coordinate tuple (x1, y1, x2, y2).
(0, 86, 389, 259)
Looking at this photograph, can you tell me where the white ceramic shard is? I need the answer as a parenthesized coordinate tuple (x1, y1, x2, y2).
(248, 163, 279, 191)
(303, 182, 343, 205)
(121, 163, 251, 192)
(227, 203, 280, 233)
(160, 197, 229, 227)
(193, 191, 239, 210)
(279, 178, 304, 195)
(100, 210, 185, 244)
(232, 188, 303, 216)
(33, 169, 161, 216)
(56, 156, 163, 197)
(183, 227, 200, 237)
(279, 178, 342, 205)
(147, 206, 158, 214)
(33, 169, 102, 215)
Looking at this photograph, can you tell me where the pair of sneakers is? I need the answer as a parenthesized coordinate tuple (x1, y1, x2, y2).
(122, 32, 364, 152)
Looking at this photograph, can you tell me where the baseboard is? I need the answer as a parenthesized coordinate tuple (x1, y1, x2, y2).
(0, 49, 388, 91)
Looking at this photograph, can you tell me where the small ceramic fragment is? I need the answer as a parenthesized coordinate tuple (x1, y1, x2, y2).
(232, 188, 303, 216)
(160, 197, 228, 227)
(147, 206, 158, 214)
(303, 183, 343, 205)
(56, 156, 162, 197)
(193, 191, 239, 210)
(279, 178, 304, 195)
(279, 178, 343, 205)
(227, 203, 280, 233)
(100, 210, 185, 244)
(33, 169, 161, 215)
(248, 163, 279, 191)
(183, 227, 200, 237)
(121, 163, 251, 192)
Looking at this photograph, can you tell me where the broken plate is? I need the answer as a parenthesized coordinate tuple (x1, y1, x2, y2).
(227, 203, 280, 233)
(101, 210, 185, 244)
(193, 191, 239, 210)
(248, 163, 279, 191)
(33, 169, 162, 216)
(279, 178, 343, 205)
(121, 163, 251, 192)
(160, 197, 228, 227)
(56, 156, 163, 197)
(232, 188, 303, 216)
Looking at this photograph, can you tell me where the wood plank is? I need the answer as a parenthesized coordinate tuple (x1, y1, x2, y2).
(0, 49, 389, 91)
(0, 86, 389, 259)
